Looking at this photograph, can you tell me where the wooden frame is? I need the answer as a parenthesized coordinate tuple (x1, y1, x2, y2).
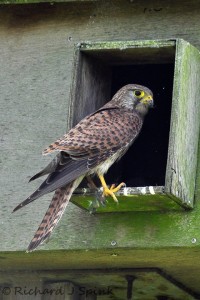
(69, 39, 200, 211)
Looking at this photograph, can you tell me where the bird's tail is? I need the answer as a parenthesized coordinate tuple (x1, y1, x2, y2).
(27, 177, 82, 252)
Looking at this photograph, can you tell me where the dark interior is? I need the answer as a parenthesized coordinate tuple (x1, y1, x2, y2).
(75, 47, 175, 188)
(106, 64, 174, 187)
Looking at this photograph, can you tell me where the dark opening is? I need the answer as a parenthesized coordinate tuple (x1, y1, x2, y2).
(105, 64, 174, 187)
(74, 45, 175, 188)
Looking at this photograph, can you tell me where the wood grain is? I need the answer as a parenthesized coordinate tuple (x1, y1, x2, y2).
(165, 39, 200, 208)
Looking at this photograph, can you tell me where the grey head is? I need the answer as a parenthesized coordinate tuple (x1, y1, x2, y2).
(111, 84, 154, 117)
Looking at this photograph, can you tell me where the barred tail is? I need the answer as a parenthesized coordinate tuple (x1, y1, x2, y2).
(27, 177, 82, 252)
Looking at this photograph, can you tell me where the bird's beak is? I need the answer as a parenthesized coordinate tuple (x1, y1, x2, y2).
(141, 95, 154, 107)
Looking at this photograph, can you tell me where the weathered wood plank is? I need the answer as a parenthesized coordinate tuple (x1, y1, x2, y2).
(69, 50, 111, 128)
(42, 282, 85, 300)
(71, 188, 185, 213)
(79, 39, 175, 64)
(1, 249, 200, 298)
(165, 39, 200, 207)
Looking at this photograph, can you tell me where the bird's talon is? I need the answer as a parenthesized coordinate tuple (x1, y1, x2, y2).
(98, 174, 126, 203)
(109, 182, 125, 193)
(102, 184, 124, 203)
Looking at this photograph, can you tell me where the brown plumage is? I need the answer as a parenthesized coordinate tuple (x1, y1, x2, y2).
(13, 84, 153, 252)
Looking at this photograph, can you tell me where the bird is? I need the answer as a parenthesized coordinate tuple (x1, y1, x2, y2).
(13, 84, 153, 252)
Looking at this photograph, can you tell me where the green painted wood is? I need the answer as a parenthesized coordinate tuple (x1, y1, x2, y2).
(165, 39, 200, 208)
(42, 282, 83, 300)
(15, 269, 197, 299)
(1, 248, 200, 297)
(42, 270, 197, 300)
(71, 187, 184, 212)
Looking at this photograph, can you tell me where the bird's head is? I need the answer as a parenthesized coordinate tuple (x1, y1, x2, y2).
(112, 84, 154, 117)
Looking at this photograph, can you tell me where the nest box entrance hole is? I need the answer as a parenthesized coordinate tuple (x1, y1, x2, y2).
(107, 63, 174, 187)
(71, 43, 175, 189)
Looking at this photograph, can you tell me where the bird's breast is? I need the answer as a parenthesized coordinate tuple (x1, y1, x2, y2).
(93, 146, 129, 176)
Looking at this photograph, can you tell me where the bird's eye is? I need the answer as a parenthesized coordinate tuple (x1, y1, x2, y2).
(134, 90, 144, 98)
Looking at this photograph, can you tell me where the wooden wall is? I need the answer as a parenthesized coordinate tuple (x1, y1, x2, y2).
(1, 1, 200, 298)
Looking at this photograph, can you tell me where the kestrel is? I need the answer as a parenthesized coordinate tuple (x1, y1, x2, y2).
(14, 84, 153, 252)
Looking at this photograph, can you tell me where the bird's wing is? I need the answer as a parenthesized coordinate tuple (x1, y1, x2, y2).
(43, 107, 142, 157)
(29, 152, 63, 182)
(43, 108, 143, 171)
(27, 179, 80, 252)
(13, 153, 87, 212)
(14, 108, 142, 213)
(42, 106, 120, 155)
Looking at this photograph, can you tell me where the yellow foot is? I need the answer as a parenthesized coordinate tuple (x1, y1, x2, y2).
(103, 182, 125, 202)
(98, 174, 125, 203)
